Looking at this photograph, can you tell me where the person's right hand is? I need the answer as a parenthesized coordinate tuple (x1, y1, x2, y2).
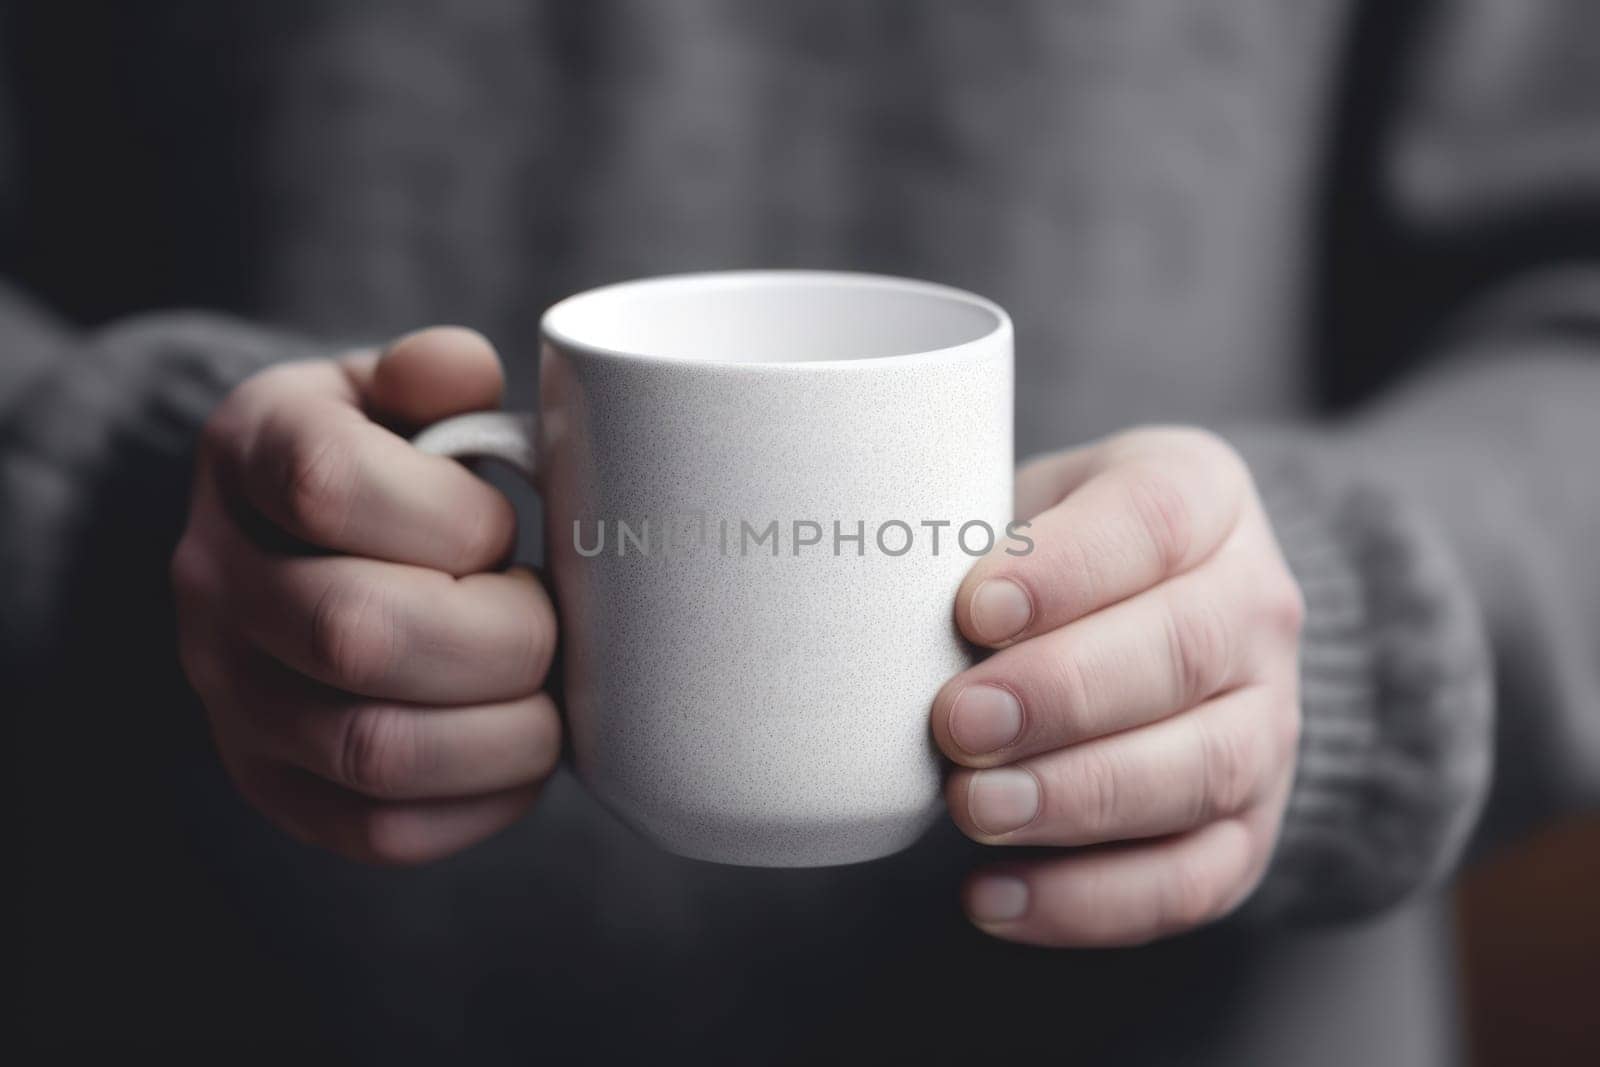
(171, 327, 561, 865)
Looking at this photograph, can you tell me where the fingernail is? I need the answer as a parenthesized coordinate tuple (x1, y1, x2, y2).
(967, 768, 1040, 835)
(948, 685, 1024, 755)
(969, 875, 1029, 923)
(970, 579, 1032, 644)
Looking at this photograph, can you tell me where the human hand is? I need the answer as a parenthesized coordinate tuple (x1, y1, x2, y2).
(933, 427, 1304, 946)
(172, 328, 559, 865)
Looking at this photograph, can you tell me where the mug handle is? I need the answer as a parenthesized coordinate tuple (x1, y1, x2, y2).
(412, 411, 538, 481)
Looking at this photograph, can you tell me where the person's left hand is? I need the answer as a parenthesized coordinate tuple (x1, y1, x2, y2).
(932, 427, 1305, 946)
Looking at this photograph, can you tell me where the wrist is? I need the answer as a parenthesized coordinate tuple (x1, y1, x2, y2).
(1227, 430, 1494, 924)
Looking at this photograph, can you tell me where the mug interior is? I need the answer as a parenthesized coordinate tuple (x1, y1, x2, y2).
(542, 271, 1005, 365)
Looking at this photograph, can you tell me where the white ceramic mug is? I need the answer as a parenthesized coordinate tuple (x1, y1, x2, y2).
(415, 271, 1012, 866)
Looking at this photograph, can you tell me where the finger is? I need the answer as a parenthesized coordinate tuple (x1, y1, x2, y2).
(216, 519, 556, 702)
(218, 646, 562, 801)
(365, 326, 505, 430)
(963, 815, 1266, 947)
(208, 349, 516, 575)
(229, 755, 539, 867)
(945, 684, 1292, 847)
(934, 551, 1269, 765)
(1013, 445, 1099, 521)
(172, 485, 231, 703)
(957, 428, 1250, 648)
(173, 465, 260, 704)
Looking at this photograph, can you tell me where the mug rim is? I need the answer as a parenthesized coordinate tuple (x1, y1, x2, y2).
(540, 269, 1012, 371)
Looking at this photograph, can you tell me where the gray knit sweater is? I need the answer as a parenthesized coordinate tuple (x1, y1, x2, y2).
(7, 2, 1598, 1064)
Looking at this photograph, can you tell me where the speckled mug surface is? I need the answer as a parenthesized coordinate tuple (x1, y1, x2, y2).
(415, 271, 1013, 866)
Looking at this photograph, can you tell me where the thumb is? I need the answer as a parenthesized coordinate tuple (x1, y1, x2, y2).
(361, 325, 506, 430)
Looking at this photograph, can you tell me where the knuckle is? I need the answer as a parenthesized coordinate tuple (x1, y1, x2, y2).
(1272, 690, 1303, 765)
(1052, 530, 1102, 617)
(517, 587, 559, 687)
(1124, 462, 1194, 574)
(277, 423, 358, 543)
(338, 705, 424, 798)
(205, 369, 285, 466)
(1044, 642, 1098, 740)
(451, 495, 513, 570)
(1165, 596, 1231, 704)
(1117, 426, 1244, 476)
(1163, 851, 1224, 932)
(202, 372, 273, 448)
(352, 807, 435, 867)
(170, 549, 223, 696)
(309, 579, 396, 689)
(526, 698, 564, 780)
(1266, 571, 1307, 638)
(1197, 717, 1263, 819)
(1158, 426, 1248, 480)
(217, 749, 270, 813)
(169, 538, 209, 603)
(176, 640, 224, 702)
(198, 403, 238, 462)
(240, 360, 300, 393)
(1064, 745, 1123, 840)
(1189, 429, 1248, 482)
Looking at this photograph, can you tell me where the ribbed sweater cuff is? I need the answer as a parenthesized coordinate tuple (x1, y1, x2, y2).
(1, 311, 327, 665)
(1226, 431, 1494, 925)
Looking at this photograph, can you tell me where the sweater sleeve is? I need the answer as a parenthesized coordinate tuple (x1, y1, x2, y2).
(1227, 0, 1600, 924)
(1231, 304, 1599, 926)
(1224, 418, 1495, 925)
(0, 299, 326, 673)
(0, 13, 331, 674)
